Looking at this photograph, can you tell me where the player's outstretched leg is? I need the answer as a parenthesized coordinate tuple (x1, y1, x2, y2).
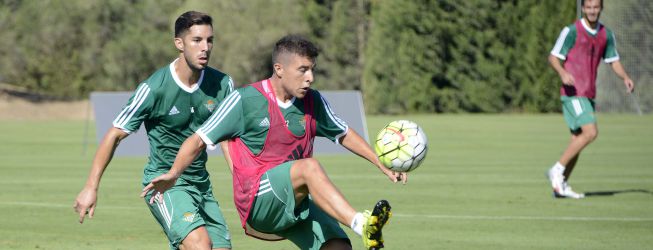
(362, 200, 392, 250)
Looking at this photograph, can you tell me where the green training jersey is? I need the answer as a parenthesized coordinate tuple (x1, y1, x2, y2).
(196, 83, 348, 154)
(550, 19, 620, 63)
(112, 59, 234, 184)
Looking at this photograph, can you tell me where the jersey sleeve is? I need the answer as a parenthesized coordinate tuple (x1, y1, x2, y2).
(313, 92, 349, 144)
(219, 75, 236, 99)
(550, 26, 576, 60)
(603, 29, 620, 63)
(196, 91, 244, 148)
(112, 82, 154, 134)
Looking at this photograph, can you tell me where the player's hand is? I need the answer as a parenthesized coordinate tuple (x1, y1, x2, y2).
(560, 71, 575, 86)
(140, 173, 178, 204)
(624, 78, 635, 93)
(379, 164, 408, 184)
(73, 188, 97, 224)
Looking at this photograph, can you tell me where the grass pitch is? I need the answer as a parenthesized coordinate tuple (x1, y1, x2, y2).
(0, 114, 651, 249)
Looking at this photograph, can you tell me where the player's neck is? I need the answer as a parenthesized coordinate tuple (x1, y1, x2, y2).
(174, 56, 201, 87)
(583, 17, 599, 29)
(268, 77, 293, 103)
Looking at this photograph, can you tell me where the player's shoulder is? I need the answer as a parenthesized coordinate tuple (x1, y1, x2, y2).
(200, 67, 235, 94)
(564, 22, 577, 34)
(600, 23, 615, 36)
(204, 66, 232, 82)
(141, 65, 172, 90)
(134, 65, 170, 95)
(308, 89, 324, 101)
(237, 84, 264, 99)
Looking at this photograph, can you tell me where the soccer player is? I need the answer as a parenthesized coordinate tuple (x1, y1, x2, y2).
(74, 11, 234, 250)
(547, 0, 635, 199)
(142, 35, 407, 250)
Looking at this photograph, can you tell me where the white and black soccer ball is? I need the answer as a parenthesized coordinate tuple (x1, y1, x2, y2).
(374, 120, 428, 172)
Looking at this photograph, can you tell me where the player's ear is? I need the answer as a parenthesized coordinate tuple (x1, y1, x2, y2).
(174, 37, 184, 52)
(273, 63, 283, 78)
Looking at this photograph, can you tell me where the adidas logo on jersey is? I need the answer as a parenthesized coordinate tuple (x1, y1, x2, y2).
(259, 117, 270, 127)
(169, 106, 180, 115)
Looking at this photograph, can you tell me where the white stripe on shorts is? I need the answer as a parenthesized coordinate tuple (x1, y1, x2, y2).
(155, 193, 173, 229)
(257, 178, 272, 196)
(257, 188, 273, 196)
(571, 99, 583, 116)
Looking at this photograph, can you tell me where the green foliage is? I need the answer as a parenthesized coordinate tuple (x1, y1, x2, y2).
(97, 0, 180, 92)
(305, 0, 370, 91)
(0, 0, 179, 98)
(1, 1, 92, 99)
(4, 0, 637, 114)
(363, 0, 440, 114)
(362, 0, 575, 113)
(511, 0, 576, 112)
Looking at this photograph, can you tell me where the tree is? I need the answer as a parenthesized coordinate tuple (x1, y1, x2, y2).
(304, 0, 370, 91)
(363, 0, 439, 114)
(511, 0, 576, 112)
(0, 0, 181, 98)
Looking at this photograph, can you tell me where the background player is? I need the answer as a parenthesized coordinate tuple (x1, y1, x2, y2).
(547, 0, 635, 199)
(74, 11, 234, 250)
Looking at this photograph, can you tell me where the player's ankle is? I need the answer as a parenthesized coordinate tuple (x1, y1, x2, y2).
(552, 161, 565, 173)
(350, 212, 364, 236)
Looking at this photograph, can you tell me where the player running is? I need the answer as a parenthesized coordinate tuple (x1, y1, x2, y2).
(142, 35, 406, 250)
(74, 11, 234, 249)
(547, 0, 634, 199)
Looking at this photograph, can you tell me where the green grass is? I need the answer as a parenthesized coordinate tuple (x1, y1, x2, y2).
(1, 114, 652, 249)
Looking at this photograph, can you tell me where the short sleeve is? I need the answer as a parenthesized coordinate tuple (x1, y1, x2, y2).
(313, 92, 349, 144)
(196, 91, 244, 148)
(551, 26, 576, 60)
(603, 29, 620, 63)
(112, 83, 154, 134)
(218, 75, 236, 100)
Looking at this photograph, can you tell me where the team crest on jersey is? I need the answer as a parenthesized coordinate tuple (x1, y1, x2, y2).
(299, 116, 306, 127)
(183, 212, 195, 222)
(204, 100, 217, 112)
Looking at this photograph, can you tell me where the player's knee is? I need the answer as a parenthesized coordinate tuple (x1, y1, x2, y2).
(299, 158, 325, 175)
(320, 238, 352, 250)
(179, 239, 211, 250)
(584, 128, 598, 142)
(180, 229, 212, 250)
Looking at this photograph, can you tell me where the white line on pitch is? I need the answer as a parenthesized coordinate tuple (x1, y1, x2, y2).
(394, 213, 653, 222)
(0, 201, 143, 210)
(2, 201, 652, 222)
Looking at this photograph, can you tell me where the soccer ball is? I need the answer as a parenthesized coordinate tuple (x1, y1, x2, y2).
(374, 120, 428, 172)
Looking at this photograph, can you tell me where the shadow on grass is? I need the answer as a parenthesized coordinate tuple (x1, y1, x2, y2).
(584, 189, 653, 197)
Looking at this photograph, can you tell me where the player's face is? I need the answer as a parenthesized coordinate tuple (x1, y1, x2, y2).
(278, 54, 315, 99)
(582, 0, 602, 24)
(176, 24, 213, 71)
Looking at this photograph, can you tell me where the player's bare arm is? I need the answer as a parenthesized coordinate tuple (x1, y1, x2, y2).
(140, 133, 206, 203)
(609, 60, 635, 93)
(548, 54, 575, 86)
(339, 128, 408, 184)
(219, 141, 233, 173)
(74, 127, 128, 223)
